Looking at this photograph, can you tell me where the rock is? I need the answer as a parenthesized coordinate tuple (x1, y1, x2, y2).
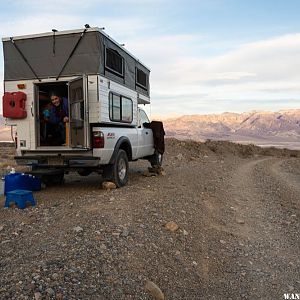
(145, 280, 165, 300)
(220, 239, 226, 244)
(52, 273, 59, 280)
(236, 219, 245, 224)
(100, 243, 107, 250)
(165, 221, 179, 232)
(34, 292, 42, 300)
(160, 170, 166, 176)
(148, 166, 165, 176)
(0, 225, 4, 232)
(56, 293, 63, 300)
(175, 153, 183, 161)
(143, 170, 157, 177)
(192, 261, 198, 266)
(121, 228, 130, 237)
(288, 285, 294, 291)
(33, 275, 40, 281)
(182, 229, 188, 236)
(102, 181, 117, 190)
(73, 226, 83, 233)
(46, 287, 55, 296)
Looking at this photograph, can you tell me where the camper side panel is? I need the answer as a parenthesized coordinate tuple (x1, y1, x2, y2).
(4, 80, 36, 150)
(98, 76, 138, 126)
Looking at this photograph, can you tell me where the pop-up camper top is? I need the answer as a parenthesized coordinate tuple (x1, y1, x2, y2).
(2, 27, 150, 151)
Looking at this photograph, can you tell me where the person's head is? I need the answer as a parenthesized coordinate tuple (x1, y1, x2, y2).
(49, 91, 61, 107)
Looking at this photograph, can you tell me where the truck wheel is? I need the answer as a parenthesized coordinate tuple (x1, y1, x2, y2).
(108, 149, 129, 187)
(149, 151, 163, 167)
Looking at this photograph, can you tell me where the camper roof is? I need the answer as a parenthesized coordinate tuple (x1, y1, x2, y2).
(2, 27, 150, 97)
(2, 27, 150, 71)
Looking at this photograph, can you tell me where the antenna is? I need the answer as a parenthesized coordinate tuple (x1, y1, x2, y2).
(84, 24, 90, 28)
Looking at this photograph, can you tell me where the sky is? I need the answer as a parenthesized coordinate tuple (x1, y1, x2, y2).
(0, 0, 300, 117)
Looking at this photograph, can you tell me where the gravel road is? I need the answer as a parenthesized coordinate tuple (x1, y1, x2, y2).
(0, 139, 299, 299)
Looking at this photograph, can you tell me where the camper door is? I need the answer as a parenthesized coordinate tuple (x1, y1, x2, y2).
(68, 76, 89, 148)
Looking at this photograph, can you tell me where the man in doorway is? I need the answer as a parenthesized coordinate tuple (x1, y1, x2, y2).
(43, 91, 69, 146)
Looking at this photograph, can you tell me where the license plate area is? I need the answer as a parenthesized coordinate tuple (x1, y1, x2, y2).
(47, 157, 64, 166)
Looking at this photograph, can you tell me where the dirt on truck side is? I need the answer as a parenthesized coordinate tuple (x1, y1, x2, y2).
(0, 139, 299, 300)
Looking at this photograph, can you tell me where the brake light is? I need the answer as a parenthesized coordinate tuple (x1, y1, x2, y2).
(93, 131, 104, 148)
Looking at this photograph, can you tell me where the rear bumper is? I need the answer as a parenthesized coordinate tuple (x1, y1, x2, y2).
(15, 155, 101, 168)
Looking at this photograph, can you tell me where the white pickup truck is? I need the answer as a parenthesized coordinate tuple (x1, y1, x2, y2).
(2, 27, 164, 187)
(14, 106, 163, 187)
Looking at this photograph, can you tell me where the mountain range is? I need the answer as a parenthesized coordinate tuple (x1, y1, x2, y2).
(1, 109, 300, 148)
(162, 109, 300, 148)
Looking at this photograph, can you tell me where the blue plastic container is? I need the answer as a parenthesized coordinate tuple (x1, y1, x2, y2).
(4, 173, 41, 194)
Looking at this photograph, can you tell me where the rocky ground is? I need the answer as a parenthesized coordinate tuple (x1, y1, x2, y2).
(0, 139, 299, 300)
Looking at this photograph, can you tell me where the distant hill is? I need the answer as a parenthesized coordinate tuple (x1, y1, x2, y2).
(0, 115, 13, 141)
(0, 115, 5, 126)
(163, 109, 300, 148)
(1, 110, 300, 147)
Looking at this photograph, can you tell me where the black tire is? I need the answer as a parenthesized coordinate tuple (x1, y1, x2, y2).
(77, 169, 92, 176)
(104, 149, 129, 187)
(149, 151, 163, 167)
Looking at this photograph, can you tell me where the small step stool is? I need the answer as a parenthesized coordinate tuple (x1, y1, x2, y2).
(5, 189, 36, 209)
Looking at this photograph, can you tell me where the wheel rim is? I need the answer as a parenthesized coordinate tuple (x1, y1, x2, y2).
(118, 158, 127, 181)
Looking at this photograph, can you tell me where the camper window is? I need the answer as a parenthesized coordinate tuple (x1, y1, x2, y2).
(109, 92, 133, 123)
(136, 68, 148, 90)
(105, 48, 124, 77)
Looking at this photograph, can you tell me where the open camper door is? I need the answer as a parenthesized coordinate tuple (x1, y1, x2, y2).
(68, 76, 90, 148)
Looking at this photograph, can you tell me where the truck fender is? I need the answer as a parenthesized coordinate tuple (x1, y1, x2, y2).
(109, 137, 132, 164)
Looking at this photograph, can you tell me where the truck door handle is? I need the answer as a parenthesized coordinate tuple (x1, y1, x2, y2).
(31, 102, 34, 117)
(145, 132, 148, 135)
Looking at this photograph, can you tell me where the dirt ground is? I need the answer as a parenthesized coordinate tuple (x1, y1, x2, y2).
(0, 139, 299, 300)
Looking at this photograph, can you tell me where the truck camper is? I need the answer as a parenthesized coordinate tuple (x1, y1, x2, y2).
(2, 27, 164, 187)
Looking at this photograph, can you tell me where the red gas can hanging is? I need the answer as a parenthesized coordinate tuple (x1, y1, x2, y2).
(3, 92, 27, 119)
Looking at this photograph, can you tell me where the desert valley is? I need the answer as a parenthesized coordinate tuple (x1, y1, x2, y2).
(2, 109, 300, 149)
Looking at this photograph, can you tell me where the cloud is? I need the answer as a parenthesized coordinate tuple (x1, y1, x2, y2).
(1, 4, 300, 116)
(124, 32, 300, 114)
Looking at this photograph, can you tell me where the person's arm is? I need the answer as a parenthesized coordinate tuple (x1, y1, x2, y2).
(63, 97, 69, 122)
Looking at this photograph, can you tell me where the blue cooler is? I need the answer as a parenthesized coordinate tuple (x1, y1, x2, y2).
(4, 173, 41, 194)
